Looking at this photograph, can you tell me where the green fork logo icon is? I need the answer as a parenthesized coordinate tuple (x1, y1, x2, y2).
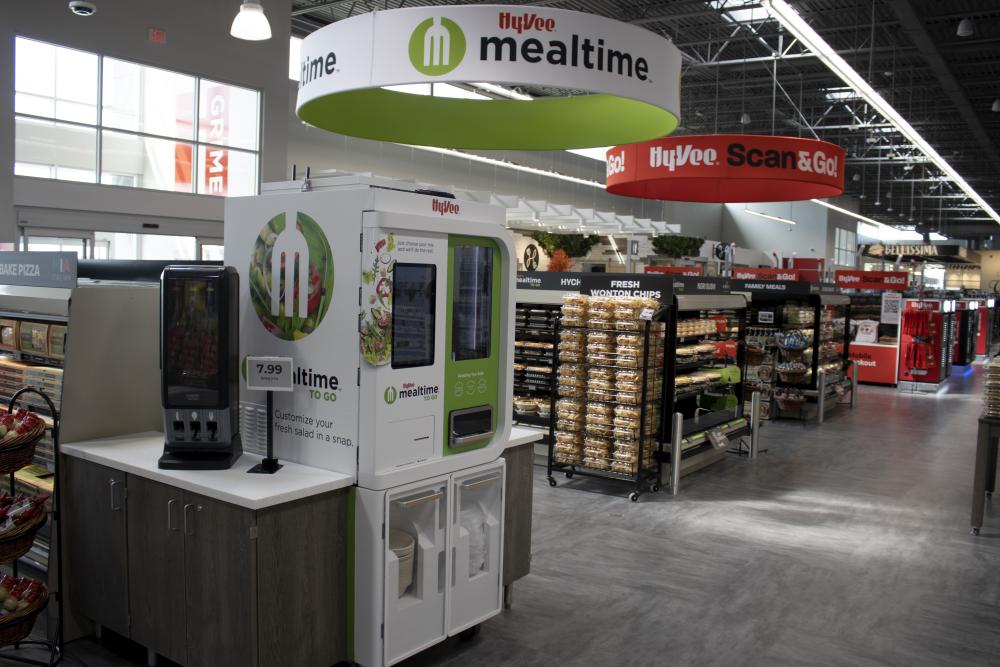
(409, 17, 466, 76)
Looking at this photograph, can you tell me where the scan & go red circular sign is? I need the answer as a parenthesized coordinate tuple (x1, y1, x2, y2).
(605, 135, 845, 202)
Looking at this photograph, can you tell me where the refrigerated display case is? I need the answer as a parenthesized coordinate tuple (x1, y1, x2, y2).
(977, 297, 995, 356)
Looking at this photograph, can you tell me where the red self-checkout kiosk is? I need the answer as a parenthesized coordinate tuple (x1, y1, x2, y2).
(952, 299, 979, 366)
(898, 297, 956, 391)
(977, 298, 995, 356)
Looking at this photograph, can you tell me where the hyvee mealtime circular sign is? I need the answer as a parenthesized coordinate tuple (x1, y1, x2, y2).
(296, 5, 682, 149)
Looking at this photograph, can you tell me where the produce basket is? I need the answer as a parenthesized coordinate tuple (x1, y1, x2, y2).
(0, 510, 46, 563)
(0, 419, 46, 476)
(777, 369, 809, 384)
(778, 345, 807, 362)
(746, 348, 768, 366)
(0, 582, 48, 647)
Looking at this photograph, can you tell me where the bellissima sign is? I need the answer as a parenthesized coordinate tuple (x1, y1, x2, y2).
(605, 135, 845, 203)
(296, 6, 682, 150)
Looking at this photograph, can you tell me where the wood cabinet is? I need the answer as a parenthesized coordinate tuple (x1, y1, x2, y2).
(62, 456, 347, 667)
(62, 456, 130, 637)
(500, 442, 534, 586)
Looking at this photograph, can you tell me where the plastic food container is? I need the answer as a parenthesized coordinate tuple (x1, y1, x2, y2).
(513, 397, 537, 414)
(561, 304, 587, 317)
(588, 366, 614, 380)
(584, 434, 613, 448)
(561, 316, 585, 328)
(559, 384, 585, 398)
(616, 369, 642, 384)
(559, 350, 584, 363)
(616, 333, 642, 347)
(556, 419, 582, 432)
(563, 293, 590, 306)
(617, 390, 642, 405)
(614, 404, 642, 419)
(582, 456, 611, 471)
(587, 318, 615, 330)
(554, 450, 582, 465)
(389, 529, 416, 597)
(587, 401, 614, 416)
(555, 431, 583, 446)
(558, 363, 585, 376)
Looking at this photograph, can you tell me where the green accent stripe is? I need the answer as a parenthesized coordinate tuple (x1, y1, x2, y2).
(346, 486, 356, 662)
(298, 90, 677, 150)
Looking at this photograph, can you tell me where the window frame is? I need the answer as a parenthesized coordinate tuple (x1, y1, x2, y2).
(13, 35, 263, 197)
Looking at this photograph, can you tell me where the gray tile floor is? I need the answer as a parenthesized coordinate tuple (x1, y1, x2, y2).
(11, 365, 1000, 666)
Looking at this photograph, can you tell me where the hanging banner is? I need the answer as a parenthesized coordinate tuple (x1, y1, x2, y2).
(834, 270, 909, 291)
(605, 134, 845, 202)
(644, 265, 703, 277)
(296, 6, 681, 149)
(731, 267, 800, 281)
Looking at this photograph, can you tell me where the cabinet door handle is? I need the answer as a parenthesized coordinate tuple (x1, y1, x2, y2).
(109, 479, 122, 511)
(183, 504, 202, 535)
(167, 499, 178, 531)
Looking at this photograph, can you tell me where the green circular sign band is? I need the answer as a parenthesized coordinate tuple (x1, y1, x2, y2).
(296, 6, 682, 150)
(298, 90, 677, 151)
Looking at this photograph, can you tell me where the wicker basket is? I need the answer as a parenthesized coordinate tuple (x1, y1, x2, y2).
(0, 421, 47, 476)
(0, 584, 48, 647)
(0, 511, 47, 563)
(746, 348, 768, 366)
(778, 370, 808, 384)
(775, 396, 807, 412)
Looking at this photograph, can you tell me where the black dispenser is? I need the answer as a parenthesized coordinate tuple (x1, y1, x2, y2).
(159, 266, 242, 470)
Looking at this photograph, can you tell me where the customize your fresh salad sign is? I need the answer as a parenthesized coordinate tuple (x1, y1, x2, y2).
(226, 194, 362, 474)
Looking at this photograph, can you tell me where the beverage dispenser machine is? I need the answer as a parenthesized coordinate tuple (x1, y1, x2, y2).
(159, 265, 242, 469)
(224, 175, 514, 666)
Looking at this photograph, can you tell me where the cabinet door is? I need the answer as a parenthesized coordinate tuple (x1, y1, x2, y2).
(126, 474, 185, 664)
(448, 460, 504, 635)
(182, 492, 256, 667)
(61, 456, 129, 637)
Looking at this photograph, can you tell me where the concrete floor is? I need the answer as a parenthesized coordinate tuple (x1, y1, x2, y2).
(10, 365, 1000, 666)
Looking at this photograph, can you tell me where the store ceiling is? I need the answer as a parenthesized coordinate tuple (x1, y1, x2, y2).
(289, 0, 1000, 242)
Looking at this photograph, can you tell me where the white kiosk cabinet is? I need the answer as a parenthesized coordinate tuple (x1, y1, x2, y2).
(224, 175, 515, 667)
(355, 459, 505, 666)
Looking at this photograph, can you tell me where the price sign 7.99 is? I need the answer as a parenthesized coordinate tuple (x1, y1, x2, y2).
(246, 356, 294, 392)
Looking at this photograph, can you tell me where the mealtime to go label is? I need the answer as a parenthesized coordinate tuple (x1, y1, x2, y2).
(246, 356, 295, 392)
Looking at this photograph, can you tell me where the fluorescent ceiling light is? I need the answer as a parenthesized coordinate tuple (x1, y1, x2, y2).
(811, 198, 907, 233)
(472, 82, 533, 101)
(567, 146, 613, 161)
(411, 145, 604, 189)
(231, 0, 272, 41)
(744, 207, 796, 225)
(858, 222, 948, 242)
(762, 0, 1000, 226)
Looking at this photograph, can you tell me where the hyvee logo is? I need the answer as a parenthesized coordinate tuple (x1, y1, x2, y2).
(498, 11, 555, 34)
(385, 382, 440, 405)
(649, 145, 718, 172)
(250, 211, 334, 341)
(432, 198, 460, 215)
(410, 17, 466, 76)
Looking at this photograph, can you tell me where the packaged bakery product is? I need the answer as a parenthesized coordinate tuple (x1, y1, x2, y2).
(616, 369, 642, 384)
(588, 378, 614, 392)
(588, 366, 615, 381)
(587, 401, 614, 416)
(617, 390, 642, 405)
(561, 316, 585, 328)
(563, 293, 590, 307)
(582, 456, 611, 471)
(588, 331, 614, 345)
(584, 434, 612, 448)
(559, 350, 584, 364)
(558, 362, 585, 376)
(586, 387, 614, 402)
(558, 383, 584, 398)
(513, 397, 537, 414)
(614, 404, 642, 419)
(556, 417, 582, 432)
(558, 375, 585, 389)
(561, 303, 587, 318)
(616, 351, 641, 369)
(586, 422, 615, 438)
(554, 450, 582, 465)
(555, 431, 583, 446)
(587, 317, 614, 330)
(616, 333, 642, 347)
(583, 445, 612, 460)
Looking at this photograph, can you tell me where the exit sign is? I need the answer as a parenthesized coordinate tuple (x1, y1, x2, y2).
(148, 28, 167, 44)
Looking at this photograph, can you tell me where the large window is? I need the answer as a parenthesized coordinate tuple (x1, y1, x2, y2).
(834, 227, 857, 267)
(14, 37, 260, 196)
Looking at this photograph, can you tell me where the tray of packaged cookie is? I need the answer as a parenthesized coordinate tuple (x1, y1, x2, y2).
(513, 304, 560, 429)
(550, 294, 663, 482)
(671, 309, 743, 411)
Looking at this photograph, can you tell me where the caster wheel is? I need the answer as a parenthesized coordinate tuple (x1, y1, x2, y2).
(459, 625, 481, 641)
(629, 492, 639, 502)
(650, 484, 660, 493)
(973, 527, 981, 536)
(548, 477, 557, 487)
(565, 472, 574, 479)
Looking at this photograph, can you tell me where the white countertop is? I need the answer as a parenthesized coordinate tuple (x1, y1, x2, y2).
(61, 433, 355, 510)
(62, 427, 544, 510)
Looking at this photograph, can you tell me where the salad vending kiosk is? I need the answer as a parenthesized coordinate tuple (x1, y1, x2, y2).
(225, 175, 515, 667)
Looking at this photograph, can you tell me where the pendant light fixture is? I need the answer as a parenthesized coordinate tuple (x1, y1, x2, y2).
(231, 0, 272, 41)
(957, 17, 974, 38)
(992, 99, 1000, 113)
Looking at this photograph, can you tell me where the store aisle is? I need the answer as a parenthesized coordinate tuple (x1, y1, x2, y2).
(406, 366, 1000, 667)
(43, 367, 999, 667)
